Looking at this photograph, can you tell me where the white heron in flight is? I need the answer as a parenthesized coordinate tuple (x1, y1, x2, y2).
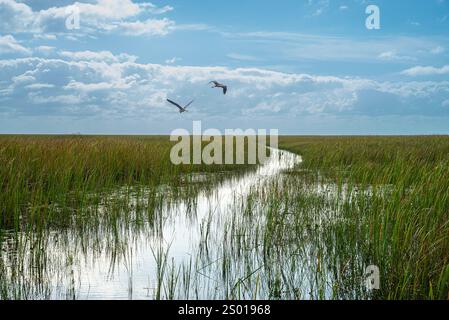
(209, 81, 228, 95)
(167, 99, 194, 113)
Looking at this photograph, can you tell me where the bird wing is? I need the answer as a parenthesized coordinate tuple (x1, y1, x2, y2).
(167, 99, 183, 111)
(209, 81, 219, 86)
(223, 86, 227, 95)
(184, 99, 195, 109)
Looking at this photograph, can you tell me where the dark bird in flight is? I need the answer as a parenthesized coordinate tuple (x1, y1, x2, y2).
(167, 98, 194, 113)
(209, 81, 228, 95)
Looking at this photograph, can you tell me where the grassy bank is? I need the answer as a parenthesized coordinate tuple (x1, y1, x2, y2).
(278, 136, 449, 299)
(0, 135, 257, 230)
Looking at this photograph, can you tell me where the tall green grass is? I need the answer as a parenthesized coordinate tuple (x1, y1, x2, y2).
(0, 135, 257, 230)
(1, 135, 447, 300)
(279, 136, 449, 299)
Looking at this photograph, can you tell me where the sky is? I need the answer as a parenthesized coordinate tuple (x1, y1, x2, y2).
(0, 0, 448, 135)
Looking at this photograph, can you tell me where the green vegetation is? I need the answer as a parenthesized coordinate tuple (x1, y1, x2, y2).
(0, 135, 256, 230)
(278, 136, 449, 299)
(0, 135, 448, 300)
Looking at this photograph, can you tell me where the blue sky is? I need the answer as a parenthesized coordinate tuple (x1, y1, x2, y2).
(0, 0, 448, 134)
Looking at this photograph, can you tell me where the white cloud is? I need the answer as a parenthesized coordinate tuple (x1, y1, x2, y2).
(0, 0, 35, 32)
(64, 79, 133, 92)
(29, 93, 83, 105)
(0, 0, 176, 37)
(0, 34, 31, 55)
(165, 57, 182, 64)
(33, 34, 57, 41)
(12, 72, 35, 84)
(0, 55, 448, 119)
(401, 65, 449, 76)
(139, 2, 174, 14)
(223, 32, 447, 63)
(58, 50, 137, 63)
(25, 83, 55, 90)
(378, 51, 416, 62)
(118, 18, 175, 36)
(36, 46, 56, 54)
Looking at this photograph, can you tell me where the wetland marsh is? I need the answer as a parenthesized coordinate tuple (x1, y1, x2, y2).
(0, 135, 448, 300)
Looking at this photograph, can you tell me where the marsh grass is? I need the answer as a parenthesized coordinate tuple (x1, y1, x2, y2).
(0, 135, 259, 230)
(279, 136, 449, 299)
(0, 134, 261, 299)
(1, 135, 448, 300)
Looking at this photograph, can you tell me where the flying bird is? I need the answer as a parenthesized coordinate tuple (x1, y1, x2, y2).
(209, 81, 228, 95)
(167, 98, 194, 113)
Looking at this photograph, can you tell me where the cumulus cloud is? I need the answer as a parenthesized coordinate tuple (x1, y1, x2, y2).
(0, 0, 35, 32)
(35, 46, 56, 55)
(139, 2, 174, 14)
(401, 65, 449, 76)
(29, 93, 82, 105)
(117, 18, 175, 36)
(12, 72, 35, 84)
(0, 35, 31, 55)
(64, 78, 133, 91)
(0, 0, 176, 36)
(58, 50, 137, 63)
(0, 53, 448, 119)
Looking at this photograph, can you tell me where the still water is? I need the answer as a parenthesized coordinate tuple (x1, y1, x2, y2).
(1, 148, 303, 299)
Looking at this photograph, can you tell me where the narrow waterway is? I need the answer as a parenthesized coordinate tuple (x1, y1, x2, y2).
(1, 148, 303, 299)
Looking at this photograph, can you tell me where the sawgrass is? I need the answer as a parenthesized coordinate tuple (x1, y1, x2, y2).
(0, 135, 257, 230)
(278, 136, 449, 299)
(1, 135, 448, 300)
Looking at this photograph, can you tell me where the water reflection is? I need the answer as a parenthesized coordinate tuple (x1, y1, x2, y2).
(1, 149, 303, 300)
